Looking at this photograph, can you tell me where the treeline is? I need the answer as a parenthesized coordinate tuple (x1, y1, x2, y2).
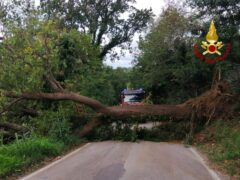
(0, 0, 239, 139)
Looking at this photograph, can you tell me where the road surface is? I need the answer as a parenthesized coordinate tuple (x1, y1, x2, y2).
(21, 141, 224, 180)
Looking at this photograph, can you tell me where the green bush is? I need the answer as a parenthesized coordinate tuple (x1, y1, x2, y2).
(0, 137, 64, 177)
(30, 103, 73, 142)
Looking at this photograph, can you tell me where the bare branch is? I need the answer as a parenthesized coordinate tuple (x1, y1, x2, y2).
(0, 98, 23, 115)
(43, 74, 66, 93)
(0, 122, 28, 132)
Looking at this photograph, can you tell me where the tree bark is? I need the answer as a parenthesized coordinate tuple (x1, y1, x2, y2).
(21, 108, 39, 117)
(0, 98, 23, 115)
(0, 122, 29, 132)
(4, 92, 190, 118)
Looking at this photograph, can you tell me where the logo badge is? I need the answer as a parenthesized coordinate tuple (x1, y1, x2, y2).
(201, 20, 223, 55)
(193, 20, 231, 64)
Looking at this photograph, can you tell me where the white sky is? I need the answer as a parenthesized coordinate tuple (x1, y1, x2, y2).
(34, 0, 166, 68)
(105, 0, 166, 68)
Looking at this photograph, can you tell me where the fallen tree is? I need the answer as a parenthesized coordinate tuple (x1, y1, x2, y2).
(0, 8, 238, 143)
(2, 81, 239, 138)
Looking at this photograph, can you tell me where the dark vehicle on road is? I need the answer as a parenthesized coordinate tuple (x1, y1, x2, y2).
(120, 88, 145, 105)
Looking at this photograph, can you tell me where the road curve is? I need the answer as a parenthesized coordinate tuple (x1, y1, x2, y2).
(21, 141, 223, 180)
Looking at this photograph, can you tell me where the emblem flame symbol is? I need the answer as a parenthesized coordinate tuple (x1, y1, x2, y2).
(201, 20, 223, 55)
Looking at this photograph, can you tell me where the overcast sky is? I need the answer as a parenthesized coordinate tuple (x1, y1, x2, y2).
(105, 0, 166, 68)
(35, 0, 166, 68)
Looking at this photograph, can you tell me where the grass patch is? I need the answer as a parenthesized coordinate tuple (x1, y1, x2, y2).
(198, 119, 240, 178)
(0, 137, 64, 178)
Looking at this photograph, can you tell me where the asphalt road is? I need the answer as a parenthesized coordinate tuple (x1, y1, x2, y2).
(21, 141, 223, 180)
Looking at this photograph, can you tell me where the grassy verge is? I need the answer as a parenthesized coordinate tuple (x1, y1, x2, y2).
(197, 119, 240, 178)
(0, 137, 65, 178)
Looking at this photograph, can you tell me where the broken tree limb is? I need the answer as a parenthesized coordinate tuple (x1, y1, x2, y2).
(76, 114, 102, 137)
(43, 73, 66, 93)
(21, 108, 39, 117)
(0, 122, 29, 132)
(0, 98, 23, 115)
(0, 129, 12, 137)
(107, 104, 190, 118)
(3, 91, 190, 118)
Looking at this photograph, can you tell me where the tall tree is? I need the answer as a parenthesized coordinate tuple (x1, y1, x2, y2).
(187, 0, 240, 28)
(40, 0, 153, 59)
(187, 0, 240, 92)
(133, 6, 213, 103)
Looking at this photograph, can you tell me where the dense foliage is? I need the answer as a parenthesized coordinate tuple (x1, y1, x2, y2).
(40, 0, 153, 59)
(0, 0, 239, 177)
(131, 2, 240, 103)
(0, 1, 133, 147)
(131, 6, 211, 103)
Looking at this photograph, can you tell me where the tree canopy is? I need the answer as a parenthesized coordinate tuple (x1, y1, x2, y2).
(40, 0, 153, 59)
(131, 6, 214, 103)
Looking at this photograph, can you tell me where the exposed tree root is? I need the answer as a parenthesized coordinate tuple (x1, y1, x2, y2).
(183, 81, 239, 119)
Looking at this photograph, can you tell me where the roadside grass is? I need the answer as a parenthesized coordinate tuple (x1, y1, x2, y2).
(0, 137, 65, 178)
(197, 119, 240, 178)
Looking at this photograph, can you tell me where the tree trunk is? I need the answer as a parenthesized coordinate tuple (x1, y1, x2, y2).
(4, 92, 190, 118)
(0, 122, 29, 132)
(3, 81, 239, 137)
